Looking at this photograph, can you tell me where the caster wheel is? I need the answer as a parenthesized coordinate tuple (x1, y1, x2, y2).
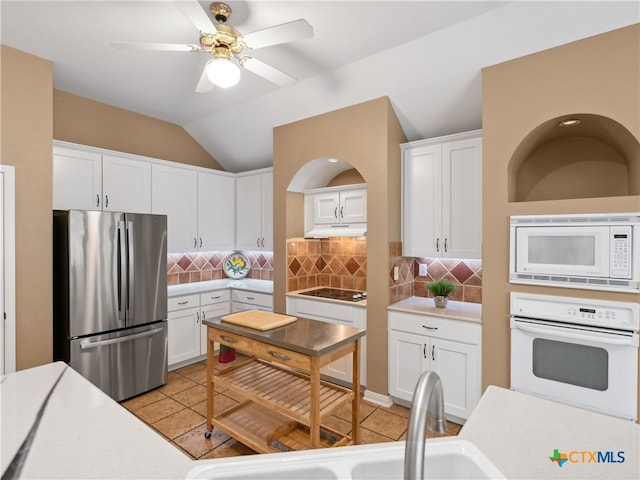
(204, 431, 212, 439)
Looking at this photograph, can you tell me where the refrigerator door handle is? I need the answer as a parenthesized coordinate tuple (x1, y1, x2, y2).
(126, 220, 135, 322)
(118, 221, 128, 322)
(79, 325, 165, 350)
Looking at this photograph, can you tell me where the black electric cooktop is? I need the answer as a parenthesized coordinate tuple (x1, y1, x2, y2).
(299, 287, 367, 302)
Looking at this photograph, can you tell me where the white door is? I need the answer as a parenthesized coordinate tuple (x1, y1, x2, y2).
(198, 172, 235, 251)
(200, 302, 231, 354)
(340, 189, 367, 224)
(52, 147, 102, 210)
(402, 144, 441, 257)
(236, 174, 262, 251)
(168, 307, 200, 366)
(313, 192, 340, 225)
(442, 137, 482, 259)
(0, 166, 16, 374)
(102, 155, 152, 213)
(431, 338, 478, 420)
(152, 165, 198, 253)
(261, 172, 273, 251)
(388, 330, 429, 401)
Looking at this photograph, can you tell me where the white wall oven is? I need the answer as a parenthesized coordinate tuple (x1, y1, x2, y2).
(510, 292, 639, 421)
(510, 213, 640, 292)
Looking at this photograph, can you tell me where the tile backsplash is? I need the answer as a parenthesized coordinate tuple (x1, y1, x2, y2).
(167, 251, 274, 285)
(287, 237, 367, 292)
(389, 241, 482, 304)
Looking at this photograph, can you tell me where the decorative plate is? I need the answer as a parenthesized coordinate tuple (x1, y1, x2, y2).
(223, 252, 250, 279)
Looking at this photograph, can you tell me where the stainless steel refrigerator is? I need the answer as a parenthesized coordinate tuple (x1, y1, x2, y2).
(53, 210, 168, 401)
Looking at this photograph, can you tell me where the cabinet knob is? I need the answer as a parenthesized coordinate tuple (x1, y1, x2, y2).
(340, 206, 344, 219)
(444, 238, 448, 253)
(200, 237, 203, 248)
(334, 207, 338, 219)
(96, 194, 100, 207)
(194, 238, 197, 248)
(436, 238, 440, 253)
(422, 325, 438, 331)
(267, 350, 291, 362)
(105, 195, 109, 208)
(257, 237, 261, 248)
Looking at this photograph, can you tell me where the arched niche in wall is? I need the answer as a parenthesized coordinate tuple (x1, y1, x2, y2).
(287, 157, 365, 193)
(508, 114, 640, 202)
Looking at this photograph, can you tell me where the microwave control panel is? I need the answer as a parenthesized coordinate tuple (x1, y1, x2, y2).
(610, 226, 632, 278)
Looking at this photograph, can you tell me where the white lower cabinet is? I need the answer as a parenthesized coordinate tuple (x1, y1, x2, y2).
(231, 290, 273, 313)
(168, 290, 231, 368)
(388, 311, 481, 422)
(286, 296, 366, 387)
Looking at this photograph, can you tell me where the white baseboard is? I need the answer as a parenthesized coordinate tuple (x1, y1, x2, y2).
(363, 389, 394, 408)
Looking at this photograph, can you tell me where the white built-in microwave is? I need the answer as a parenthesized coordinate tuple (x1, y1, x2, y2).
(510, 213, 640, 292)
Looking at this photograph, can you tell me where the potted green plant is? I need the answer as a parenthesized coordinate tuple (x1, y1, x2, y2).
(425, 278, 457, 308)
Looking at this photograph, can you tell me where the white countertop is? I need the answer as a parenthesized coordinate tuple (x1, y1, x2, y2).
(1, 362, 191, 479)
(388, 296, 482, 323)
(168, 278, 273, 297)
(459, 386, 640, 479)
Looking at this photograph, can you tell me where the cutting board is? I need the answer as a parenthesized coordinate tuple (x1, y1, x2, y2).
(221, 310, 298, 331)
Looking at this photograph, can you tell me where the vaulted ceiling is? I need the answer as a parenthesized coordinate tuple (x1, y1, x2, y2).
(1, 1, 637, 172)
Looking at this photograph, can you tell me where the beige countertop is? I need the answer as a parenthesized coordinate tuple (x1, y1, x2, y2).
(388, 296, 482, 323)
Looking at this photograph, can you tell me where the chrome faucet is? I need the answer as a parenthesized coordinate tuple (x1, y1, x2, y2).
(404, 370, 448, 480)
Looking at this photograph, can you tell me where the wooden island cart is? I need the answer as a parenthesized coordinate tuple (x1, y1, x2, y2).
(202, 313, 365, 452)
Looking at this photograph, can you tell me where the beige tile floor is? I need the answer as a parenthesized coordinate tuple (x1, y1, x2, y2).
(121, 357, 462, 460)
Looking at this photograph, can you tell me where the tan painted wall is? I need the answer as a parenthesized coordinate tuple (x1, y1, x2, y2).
(0, 46, 54, 370)
(327, 168, 365, 186)
(273, 97, 406, 395)
(54, 90, 223, 170)
(482, 24, 640, 419)
(1, 45, 225, 370)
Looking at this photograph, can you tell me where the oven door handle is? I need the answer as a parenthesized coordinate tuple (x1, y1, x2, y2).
(513, 321, 637, 346)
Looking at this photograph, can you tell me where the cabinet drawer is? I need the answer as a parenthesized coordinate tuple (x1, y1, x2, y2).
(291, 297, 356, 325)
(388, 311, 480, 344)
(231, 290, 273, 308)
(208, 328, 253, 353)
(200, 289, 231, 306)
(168, 294, 199, 312)
(253, 341, 310, 371)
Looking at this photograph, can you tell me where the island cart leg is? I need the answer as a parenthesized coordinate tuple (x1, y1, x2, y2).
(204, 327, 214, 439)
(310, 356, 321, 448)
(352, 338, 361, 444)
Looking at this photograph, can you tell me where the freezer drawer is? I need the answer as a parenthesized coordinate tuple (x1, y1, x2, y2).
(69, 321, 168, 401)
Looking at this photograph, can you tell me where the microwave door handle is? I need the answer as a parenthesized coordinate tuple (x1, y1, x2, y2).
(513, 322, 636, 346)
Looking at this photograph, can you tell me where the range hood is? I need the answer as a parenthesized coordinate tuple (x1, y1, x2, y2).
(304, 224, 367, 238)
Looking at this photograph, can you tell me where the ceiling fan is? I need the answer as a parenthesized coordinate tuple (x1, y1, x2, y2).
(112, 1, 313, 92)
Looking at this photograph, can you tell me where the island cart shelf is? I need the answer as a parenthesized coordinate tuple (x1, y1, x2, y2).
(203, 316, 365, 452)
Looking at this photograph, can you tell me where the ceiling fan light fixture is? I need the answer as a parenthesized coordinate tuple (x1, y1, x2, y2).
(206, 58, 240, 88)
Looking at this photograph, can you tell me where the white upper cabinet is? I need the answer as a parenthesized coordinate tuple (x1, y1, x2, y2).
(198, 172, 236, 251)
(102, 155, 151, 213)
(304, 184, 367, 237)
(402, 130, 482, 259)
(53, 144, 151, 213)
(152, 165, 235, 254)
(152, 164, 199, 253)
(236, 169, 273, 251)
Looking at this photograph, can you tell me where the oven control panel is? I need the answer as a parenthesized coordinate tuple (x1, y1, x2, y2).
(510, 292, 639, 331)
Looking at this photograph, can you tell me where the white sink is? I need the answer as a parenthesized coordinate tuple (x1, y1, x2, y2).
(186, 439, 505, 480)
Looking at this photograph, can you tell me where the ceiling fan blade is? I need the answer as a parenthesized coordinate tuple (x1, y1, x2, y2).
(176, 0, 217, 33)
(239, 57, 296, 87)
(195, 66, 215, 93)
(111, 42, 200, 52)
(243, 19, 313, 49)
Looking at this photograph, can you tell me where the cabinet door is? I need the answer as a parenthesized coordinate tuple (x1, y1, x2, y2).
(388, 330, 429, 401)
(168, 307, 200, 366)
(102, 155, 151, 214)
(198, 172, 235, 251)
(200, 302, 231, 355)
(442, 137, 482, 259)
(313, 192, 340, 225)
(402, 144, 442, 257)
(261, 172, 273, 251)
(431, 338, 478, 420)
(236, 174, 263, 250)
(340, 188, 367, 224)
(152, 165, 198, 253)
(53, 147, 102, 211)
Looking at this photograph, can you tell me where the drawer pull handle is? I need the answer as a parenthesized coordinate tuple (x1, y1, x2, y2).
(220, 335, 238, 344)
(267, 350, 291, 361)
(212, 295, 221, 300)
(246, 296, 255, 300)
(422, 325, 438, 331)
(178, 301, 189, 305)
